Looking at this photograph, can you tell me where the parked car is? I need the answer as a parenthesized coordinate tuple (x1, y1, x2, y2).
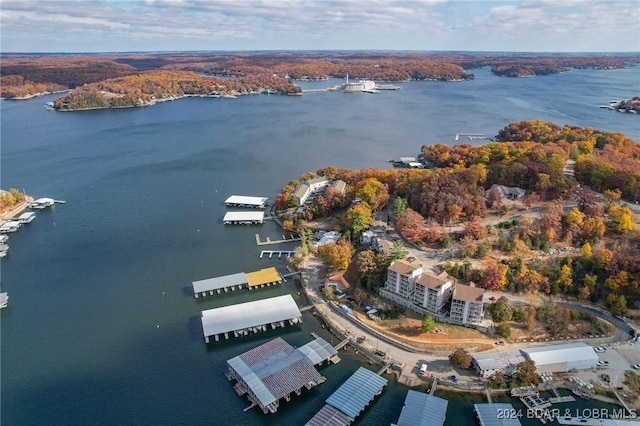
(594, 347, 606, 353)
(633, 364, 640, 369)
(597, 360, 609, 366)
(489, 296, 497, 301)
(419, 363, 428, 376)
(450, 375, 458, 383)
(496, 340, 505, 346)
(374, 350, 386, 357)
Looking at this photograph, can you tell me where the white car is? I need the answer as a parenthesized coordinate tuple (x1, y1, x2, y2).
(594, 347, 606, 353)
(597, 360, 609, 366)
(633, 364, 640, 369)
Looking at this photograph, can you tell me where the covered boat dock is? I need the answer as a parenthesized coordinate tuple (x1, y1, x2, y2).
(392, 390, 448, 426)
(306, 367, 388, 426)
(223, 211, 265, 225)
(192, 267, 282, 298)
(225, 337, 327, 414)
(474, 403, 522, 426)
(225, 195, 269, 209)
(200, 294, 302, 343)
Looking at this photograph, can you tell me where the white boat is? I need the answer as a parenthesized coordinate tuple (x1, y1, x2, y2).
(0, 292, 8, 308)
(0, 221, 21, 233)
(0, 235, 8, 243)
(30, 198, 55, 209)
(18, 211, 36, 224)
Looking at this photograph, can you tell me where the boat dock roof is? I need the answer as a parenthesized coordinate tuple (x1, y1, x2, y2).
(192, 268, 283, 297)
(193, 272, 247, 294)
(226, 337, 324, 413)
(246, 268, 282, 288)
(225, 195, 269, 208)
(297, 337, 338, 366)
(200, 294, 301, 341)
(393, 390, 448, 426)
(223, 211, 264, 224)
(306, 367, 388, 425)
(474, 403, 522, 426)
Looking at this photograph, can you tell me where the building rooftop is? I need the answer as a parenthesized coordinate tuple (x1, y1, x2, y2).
(227, 337, 323, 408)
(223, 211, 264, 222)
(297, 337, 338, 366)
(389, 259, 423, 276)
(245, 267, 282, 288)
(394, 390, 448, 426)
(473, 350, 526, 373)
(192, 272, 248, 294)
(305, 404, 352, 426)
(474, 403, 522, 426)
(453, 284, 484, 303)
(200, 294, 301, 339)
(325, 367, 388, 419)
(415, 273, 451, 290)
(521, 342, 598, 367)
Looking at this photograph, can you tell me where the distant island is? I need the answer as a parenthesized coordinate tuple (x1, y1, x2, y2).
(1, 52, 639, 111)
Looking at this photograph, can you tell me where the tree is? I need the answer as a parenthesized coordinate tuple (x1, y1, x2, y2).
(343, 202, 373, 237)
(422, 314, 436, 332)
(581, 242, 592, 257)
(395, 208, 426, 242)
(393, 197, 408, 220)
(555, 264, 573, 292)
(486, 186, 503, 208)
(355, 177, 389, 211)
(512, 360, 539, 386)
(448, 348, 473, 369)
(488, 297, 513, 322)
(608, 206, 634, 233)
(389, 240, 409, 261)
(464, 216, 488, 240)
(318, 239, 353, 271)
(480, 259, 508, 290)
(495, 322, 511, 339)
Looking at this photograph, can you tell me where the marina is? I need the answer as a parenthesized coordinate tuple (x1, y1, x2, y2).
(223, 211, 265, 225)
(200, 294, 302, 343)
(474, 403, 523, 426)
(224, 195, 269, 209)
(17, 212, 36, 224)
(306, 366, 388, 426)
(259, 250, 295, 259)
(192, 267, 283, 298)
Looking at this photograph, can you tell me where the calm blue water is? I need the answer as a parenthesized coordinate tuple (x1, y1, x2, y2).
(1, 67, 638, 426)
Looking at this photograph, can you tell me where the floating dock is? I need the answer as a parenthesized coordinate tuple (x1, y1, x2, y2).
(200, 294, 302, 343)
(223, 211, 264, 225)
(474, 403, 523, 426)
(394, 390, 448, 426)
(305, 367, 388, 426)
(192, 267, 283, 298)
(225, 195, 269, 209)
(259, 250, 295, 259)
(255, 233, 301, 246)
(225, 337, 329, 414)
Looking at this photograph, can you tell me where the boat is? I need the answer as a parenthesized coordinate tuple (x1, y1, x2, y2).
(0, 292, 8, 308)
(18, 212, 36, 224)
(510, 384, 539, 397)
(0, 235, 8, 243)
(571, 387, 591, 399)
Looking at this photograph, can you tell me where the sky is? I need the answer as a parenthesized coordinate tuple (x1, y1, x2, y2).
(1, 0, 639, 53)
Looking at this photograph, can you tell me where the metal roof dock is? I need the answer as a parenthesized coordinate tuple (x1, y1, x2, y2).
(392, 390, 448, 426)
(474, 403, 522, 426)
(306, 367, 388, 426)
(225, 195, 269, 209)
(200, 294, 302, 343)
(226, 337, 327, 414)
(223, 211, 265, 225)
(297, 336, 338, 366)
(192, 267, 282, 298)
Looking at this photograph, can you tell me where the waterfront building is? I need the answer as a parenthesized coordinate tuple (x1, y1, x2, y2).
(474, 403, 522, 426)
(379, 259, 453, 316)
(192, 267, 283, 298)
(293, 177, 332, 206)
(224, 195, 269, 209)
(199, 294, 301, 343)
(392, 390, 448, 426)
(306, 367, 388, 426)
(225, 337, 329, 414)
(330, 179, 347, 195)
(521, 342, 598, 374)
(472, 350, 526, 379)
(449, 283, 485, 326)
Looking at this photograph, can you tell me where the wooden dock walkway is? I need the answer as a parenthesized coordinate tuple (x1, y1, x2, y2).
(259, 250, 295, 259)
(334, 337, 350, 350)
(255, 233, 301, 246)
(300, 305, 314, 312)
(485, 385, 492, 403)
(430, 377, 438, 395)
(377, 362, 392, 375)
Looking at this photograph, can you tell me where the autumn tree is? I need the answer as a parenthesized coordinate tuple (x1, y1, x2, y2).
(448, 348, 473, 369)
(512, 360, 539, 386)
(395, 208, 426, 242)
(422, 314, 436, 332)
(343, 202, 373, 237)
(488, 296, 513, 322)
(464, 216, 488, 240)
(480, 259, 508, 290)
(355, 177, 389, 211)
(318, 239, 353, 271)
(495, 322, 511, 339)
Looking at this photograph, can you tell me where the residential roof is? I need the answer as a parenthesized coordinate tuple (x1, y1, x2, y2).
(222, 211, 264, 222)
(452, 284, 484, 303)
(192, 272, 248, 293)
(389, 259, 423, 276)
(294, 184, 310, 199)
(200, 294, 301, 338)
(474, 403, 522, 426)
(245, 267, 282, 287)
(330, 180, 347, 194)
(224, 195, 268, 207)
(227, 337, 322, 408)
(297, 337, 338, 366)
(415, 273, 451, 290)
(325, 367, 388, 419)
(521, 342, 598, 367)
(473, 350, 526, 373)
(394, 390, 448, 426)
(307, 177, 330, 185)
(327, 273, 350, 290)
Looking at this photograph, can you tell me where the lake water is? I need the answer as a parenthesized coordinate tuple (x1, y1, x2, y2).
(1, 67, 638, 426)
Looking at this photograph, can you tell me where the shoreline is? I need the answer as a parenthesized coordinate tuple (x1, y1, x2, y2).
(0, 198, 35, 227)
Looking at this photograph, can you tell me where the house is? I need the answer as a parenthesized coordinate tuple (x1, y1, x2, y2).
(294, 183, 311, 206)
(311, 231, 341, 251)
(325, 274, 350, 296)
(330, 179, 346, 195)
(361, 230, 376, 245)
(449, 283, 485, 326)
(485, 184, 526, 201)
(379, 259, 453, 316)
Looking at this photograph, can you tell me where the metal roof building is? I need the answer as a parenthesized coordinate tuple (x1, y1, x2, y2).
(472, 350, 526, 379)
(225, 195, 269, 208)
(192, 272, 248, 296)
(392, 390, 448, 426)
(306, 367, 388, 425)
(200, 294, 301, 343)
(521, 342, 598, 374)
(297, 337, 338, 366)
(223, 211, 264, 224)
(226, 337, 326, 414)
(474, 403, 522, 426)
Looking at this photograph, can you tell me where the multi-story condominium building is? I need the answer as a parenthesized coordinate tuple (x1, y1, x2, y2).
(379, 259, 453, 316)
(449, 284, 485, 326)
